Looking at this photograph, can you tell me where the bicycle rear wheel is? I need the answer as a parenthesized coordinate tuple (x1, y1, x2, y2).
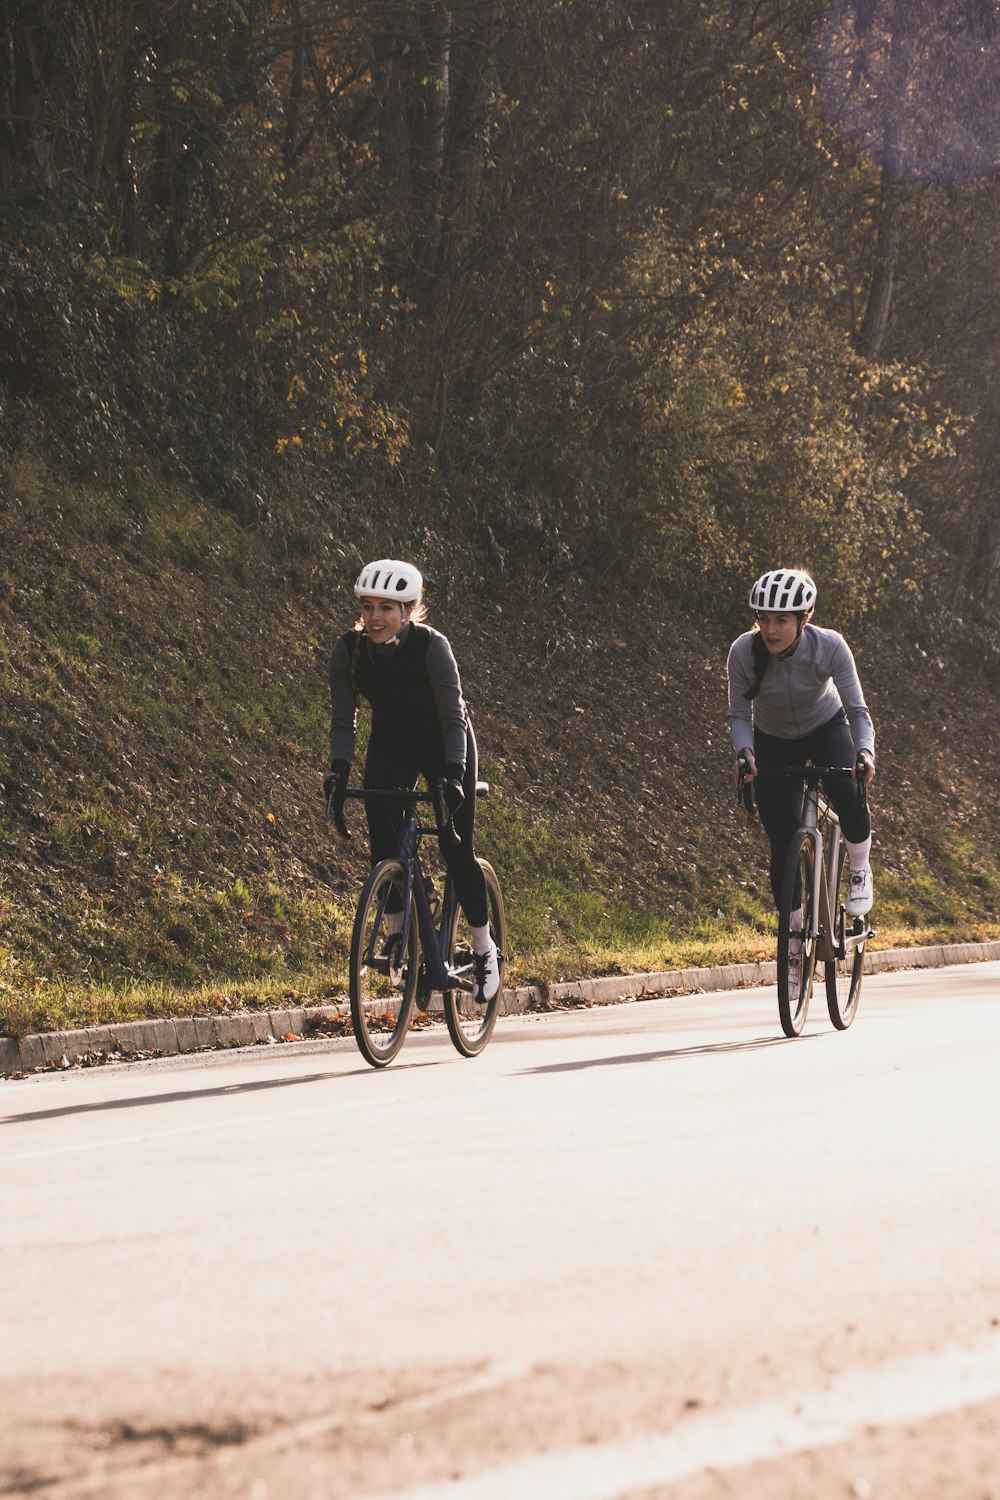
(777, 830, 817, 1038)
(349, 859, 418, 1067)
(825, 846, 865, 1030)
(443, 859, 506, 1058)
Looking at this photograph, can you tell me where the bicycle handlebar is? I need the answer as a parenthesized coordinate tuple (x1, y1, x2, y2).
(754, 764, 857, 777)
(329, 781, 491, 845)
(341, 782, 491, 802)
(330, 799, 350, 840)
(736, 754, 755, 819)
(737, 759, 869, 818)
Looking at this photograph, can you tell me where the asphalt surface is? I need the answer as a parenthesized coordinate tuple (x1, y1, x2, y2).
(3, 939, 999, 1077)
(3, 961, 1000, 1499)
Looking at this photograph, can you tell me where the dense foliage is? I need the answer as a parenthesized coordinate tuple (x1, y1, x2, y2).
(3, 1, 1000, 639)
(3, 3, 1000, 1028)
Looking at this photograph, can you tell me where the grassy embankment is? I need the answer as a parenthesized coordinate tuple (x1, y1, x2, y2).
(1, 460, 998, 1037)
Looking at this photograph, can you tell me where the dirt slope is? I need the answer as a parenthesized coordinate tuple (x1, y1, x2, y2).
(1, 472, 998, 1029)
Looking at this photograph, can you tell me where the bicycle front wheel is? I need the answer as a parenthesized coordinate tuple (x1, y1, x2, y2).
(443, 859, 506, 1058)
(777, 830, 817, 1038)
(349, 859, 418, 1067)
(825, 846, 865, 1030)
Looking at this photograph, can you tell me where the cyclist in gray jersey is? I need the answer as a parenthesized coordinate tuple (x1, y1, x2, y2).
(727, 568, 877, 923)
(324, 558, 500, 1004)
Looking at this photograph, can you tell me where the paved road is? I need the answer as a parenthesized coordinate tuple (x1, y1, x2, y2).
(2, 963, 999, 1499)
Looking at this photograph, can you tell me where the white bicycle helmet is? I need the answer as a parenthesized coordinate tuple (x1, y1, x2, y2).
(353, 558, 423, 604)
(748, 568, 817, 613)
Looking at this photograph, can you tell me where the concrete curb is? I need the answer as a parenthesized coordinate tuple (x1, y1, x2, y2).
(3, 940, 1000, 1077)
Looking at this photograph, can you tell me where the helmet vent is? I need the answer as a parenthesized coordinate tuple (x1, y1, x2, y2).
(354, 558, 423, 604)
(749, 568, 816, 614)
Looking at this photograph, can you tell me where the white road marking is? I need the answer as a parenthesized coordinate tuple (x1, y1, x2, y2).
(362, 1336, 1000, 1500)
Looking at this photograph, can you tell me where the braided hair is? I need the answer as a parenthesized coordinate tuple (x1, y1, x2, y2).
(744, 628, 771, 700)
(350, 627, 366, 706)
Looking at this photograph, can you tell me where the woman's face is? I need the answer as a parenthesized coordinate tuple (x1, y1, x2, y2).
(755, 610, 801, 654)
(360, 596, 407, 642)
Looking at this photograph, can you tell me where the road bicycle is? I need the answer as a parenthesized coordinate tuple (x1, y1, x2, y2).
(739, 758, 873, 1038)
(331, 783, 506, 1067)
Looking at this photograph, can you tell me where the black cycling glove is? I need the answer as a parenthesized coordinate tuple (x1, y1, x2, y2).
(440, 763, 466, 814)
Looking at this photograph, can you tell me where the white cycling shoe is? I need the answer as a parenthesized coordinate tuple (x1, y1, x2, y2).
(846, 866, 874, 916)
(473, 939, 501, 1004)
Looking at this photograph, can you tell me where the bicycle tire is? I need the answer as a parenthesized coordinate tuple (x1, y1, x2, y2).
(777, 830, 817, 1038)
(349, 859, 418, 1067)
(443, 859, 506, 1058)
(825, 845, 865, 1030)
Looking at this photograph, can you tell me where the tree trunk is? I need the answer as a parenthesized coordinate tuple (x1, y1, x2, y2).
(856, 0, 911, 361)
(856, 154, 900, 361)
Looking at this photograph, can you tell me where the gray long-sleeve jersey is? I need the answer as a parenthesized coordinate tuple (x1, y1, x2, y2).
(328, 621, 470, 770)
(727, 624, 875, 755)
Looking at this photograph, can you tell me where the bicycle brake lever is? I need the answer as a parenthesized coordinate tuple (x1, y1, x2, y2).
(736, 755, 756, 818)
(433, 785, 462, 847)
(326, 796, 352, 840)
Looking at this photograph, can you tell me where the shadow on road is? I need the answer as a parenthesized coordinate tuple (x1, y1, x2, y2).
(519, 1032, 815, 1074)
(1, 1057, 442, 1125)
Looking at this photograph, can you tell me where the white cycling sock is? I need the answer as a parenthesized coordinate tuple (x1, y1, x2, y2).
(845, 836, 872, 872)
(471, 923, 493, 955)
(386, 911, 403, 934)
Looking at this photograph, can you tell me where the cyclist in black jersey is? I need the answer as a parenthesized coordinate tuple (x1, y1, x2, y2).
(325, 558, 500, 1004)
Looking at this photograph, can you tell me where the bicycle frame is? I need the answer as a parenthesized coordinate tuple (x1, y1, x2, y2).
(738, 756, 870, 1037)
(798, 782, 840, 963)
(340, 780, 504, 1066)
(368, 806, 473, 994)
(349, 788, 478, 997)
(782, 770, 866, 964)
